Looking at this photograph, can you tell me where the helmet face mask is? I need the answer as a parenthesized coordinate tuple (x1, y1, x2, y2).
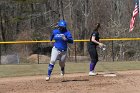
(59, 26, 66, 32)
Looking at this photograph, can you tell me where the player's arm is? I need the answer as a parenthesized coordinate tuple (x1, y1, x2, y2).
(49, 31, 55, 46)
(62, 32, 73, 44)
(50, 31, 54, 41)
(91, 36, 103, 47)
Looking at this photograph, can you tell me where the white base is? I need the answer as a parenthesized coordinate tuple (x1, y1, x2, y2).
(103, 74, 116, 77)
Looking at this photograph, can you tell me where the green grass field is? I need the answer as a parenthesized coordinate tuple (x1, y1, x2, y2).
(0, 61, 140, 78)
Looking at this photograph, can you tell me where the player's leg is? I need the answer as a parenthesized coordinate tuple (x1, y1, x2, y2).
(46, 47, 59, 80)
(59, 62, 65, 76)
(88, 47, 98, 76)
(59, 51, 67, 76)
(90, 51, 98, 71)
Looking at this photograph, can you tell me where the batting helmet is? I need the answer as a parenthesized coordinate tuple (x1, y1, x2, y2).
(58, 20, 67, 27)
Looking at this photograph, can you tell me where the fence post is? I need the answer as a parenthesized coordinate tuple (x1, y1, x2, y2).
(74, 42, 77, 62)
(37, 43, 39, 64)
(0, 44, 1, 64)
(112, 40, 115, 62)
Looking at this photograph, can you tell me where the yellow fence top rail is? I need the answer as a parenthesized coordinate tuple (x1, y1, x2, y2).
(75, 38, 140, 42)
(0, 38, 139, 44)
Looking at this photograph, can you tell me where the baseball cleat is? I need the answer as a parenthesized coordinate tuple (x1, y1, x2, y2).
(45, 77, 50, 81)
(89, 71, 97, 76)
(60, 71, 65, 76)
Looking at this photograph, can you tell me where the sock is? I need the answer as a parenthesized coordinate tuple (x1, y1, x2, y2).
(48, 64, 54, 77)
(61, 67, 64, 72)
(90, 63, 94, 71)
(90, 60, 97, 71)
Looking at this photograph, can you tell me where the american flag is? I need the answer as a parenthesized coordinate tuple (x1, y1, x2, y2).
(129, 0, 139, 32)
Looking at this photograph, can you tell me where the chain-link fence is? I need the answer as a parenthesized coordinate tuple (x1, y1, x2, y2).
(0, 39, 139, 64)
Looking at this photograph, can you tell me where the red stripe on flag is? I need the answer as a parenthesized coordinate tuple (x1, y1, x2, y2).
(129, 17, 135, 32)
(129, 2, 139, 32)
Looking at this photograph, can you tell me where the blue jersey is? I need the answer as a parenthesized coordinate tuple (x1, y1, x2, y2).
(50, 29, 73, 51)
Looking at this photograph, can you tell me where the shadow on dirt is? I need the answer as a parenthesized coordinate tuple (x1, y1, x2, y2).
(61, 79, 89, 82)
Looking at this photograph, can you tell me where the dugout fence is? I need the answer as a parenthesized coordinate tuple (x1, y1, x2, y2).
(0, 38, 139, 64)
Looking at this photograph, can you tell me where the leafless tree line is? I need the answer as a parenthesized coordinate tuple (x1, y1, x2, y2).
(0, 0, 139, 62)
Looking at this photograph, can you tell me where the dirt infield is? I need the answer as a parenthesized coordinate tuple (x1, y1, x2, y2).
(0, 70, 140, 93)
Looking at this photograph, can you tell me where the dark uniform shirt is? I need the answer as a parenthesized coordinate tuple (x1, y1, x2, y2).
(88, 31, 100, 47)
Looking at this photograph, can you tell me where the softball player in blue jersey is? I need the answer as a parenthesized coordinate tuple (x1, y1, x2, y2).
(46, 20, 73, 81)
(87, 23, 104, 76)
